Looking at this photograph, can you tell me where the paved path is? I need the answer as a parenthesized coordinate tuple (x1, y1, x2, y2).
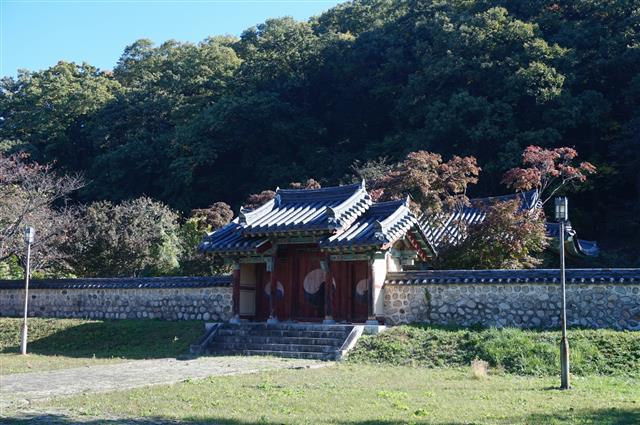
(0, 356, 324, 412)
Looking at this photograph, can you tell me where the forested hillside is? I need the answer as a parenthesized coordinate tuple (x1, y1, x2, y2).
(1, 0, 639, 264)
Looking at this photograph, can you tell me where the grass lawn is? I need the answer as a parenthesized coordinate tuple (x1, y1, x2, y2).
(349, 325, 640, 377)
(13, 363, 640, 424)
(0, 318, 203, 375)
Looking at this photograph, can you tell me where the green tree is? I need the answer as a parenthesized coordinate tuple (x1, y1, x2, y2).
(0, 62, 120, 170)
(68, 197, 181, 277)
(178, 202, 233, 276)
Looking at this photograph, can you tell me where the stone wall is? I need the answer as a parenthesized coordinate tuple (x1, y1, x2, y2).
(0, 276, 233, 321)
(384, 269, 640, 330)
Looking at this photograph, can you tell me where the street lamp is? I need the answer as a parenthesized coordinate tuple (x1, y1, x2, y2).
(20, 226, 35, 355)
(554, 197, 570, 390)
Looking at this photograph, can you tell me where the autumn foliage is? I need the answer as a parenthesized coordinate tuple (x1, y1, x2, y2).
(502, 146, 596, 204)
(370, 151, 481, 214)
(243, 179, 321, 209)
(436, 199, 548, 270)
(190, 202, 234, 230)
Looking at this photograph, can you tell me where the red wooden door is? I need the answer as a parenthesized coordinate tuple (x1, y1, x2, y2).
(292, 248, 326, 321)
(274, 254, 292, 320)
(255, 252, 293, 321)
(332, 260, 369, 323)
(350, 261, 370, 322)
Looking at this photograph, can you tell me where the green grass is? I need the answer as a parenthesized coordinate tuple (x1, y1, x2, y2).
(348, 325, 640, 376)
(0, 318, 203, 375)
(12, 364, 640, 424)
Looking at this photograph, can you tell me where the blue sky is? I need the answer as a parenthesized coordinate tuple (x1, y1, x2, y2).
(1, 0, 342, 78)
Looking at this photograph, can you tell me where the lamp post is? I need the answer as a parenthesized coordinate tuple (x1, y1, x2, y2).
(20, 226, 35, 355)
(554, 197, 570, 390)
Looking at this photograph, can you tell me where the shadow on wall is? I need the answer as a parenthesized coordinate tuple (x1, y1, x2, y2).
(0, 319, 202, 359)
(6, 408, 640, 425)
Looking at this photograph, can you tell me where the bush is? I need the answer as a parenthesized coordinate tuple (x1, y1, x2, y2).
(348, 325, 640, 376)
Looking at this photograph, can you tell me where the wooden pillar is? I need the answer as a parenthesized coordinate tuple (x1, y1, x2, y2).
(230, 262, 241, 324)
(266, 255, 278, 324)
(367, 258, 377, 325)
(322, 256, 335, 324)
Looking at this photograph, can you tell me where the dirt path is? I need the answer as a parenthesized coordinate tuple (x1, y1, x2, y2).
(0, 356, 325, 413)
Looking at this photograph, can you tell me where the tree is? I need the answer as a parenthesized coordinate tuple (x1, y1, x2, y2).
(179, 202, 233, 276)
(244, 190, 277, 210)
(86, 38, 241, 207)
(243, 178, 321, 209)
(0, 62, 120, 169)
(288, 178, 321, 190)
(436, 199, 548, 269)
(189, 202, 234, 230)
(502, 146, 597, 205)
(1, 0, 638, 266)
(369, 151, 481, 214)
(0, 153, 84, 274)
(68, 197, 181, 277)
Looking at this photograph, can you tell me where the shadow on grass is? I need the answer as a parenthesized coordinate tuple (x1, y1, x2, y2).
(0, 319, 203, 360)
(5, 408, 640, 425)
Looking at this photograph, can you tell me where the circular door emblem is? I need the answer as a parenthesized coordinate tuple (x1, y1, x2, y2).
(303, 268, 336, 307)
(264, 281, 284, 299)
(355, 278, 369, 303)
(303, 269, 325, 295)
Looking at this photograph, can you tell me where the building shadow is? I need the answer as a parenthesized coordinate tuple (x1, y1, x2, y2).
(0, 320, 199, 360)
(4, 407, 640, 425)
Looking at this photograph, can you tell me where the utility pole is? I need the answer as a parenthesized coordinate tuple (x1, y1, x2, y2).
(20, 226, 35, 355)
(555, 197, 570, 390)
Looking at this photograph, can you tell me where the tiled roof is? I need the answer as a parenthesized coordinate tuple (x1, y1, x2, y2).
(240, 181, 371, 236)
(420, 191, 539, 250)
(419, 191, 598, 258)
(0, 276, 232, 290)
(385, 268, 640, 285)
(546, 222, 599, 257)
(319, 198, 423, 250)
(200, 220, 270, 255)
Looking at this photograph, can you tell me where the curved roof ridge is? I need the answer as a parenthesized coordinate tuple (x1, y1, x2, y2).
(327, 181, 370, 217)
(238, 198, 277, 225)
(368, 198, 408, 211)
(375, 200, 414, 234)
(277, 181, 364, 202)
(469, 190, 539, 210)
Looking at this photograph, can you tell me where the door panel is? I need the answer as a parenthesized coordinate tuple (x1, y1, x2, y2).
(351, 260, 370, 322)
(294, 249, 325, 321)
(332, 260, 369, 323)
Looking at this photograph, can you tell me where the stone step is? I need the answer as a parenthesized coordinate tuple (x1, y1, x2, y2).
(207, 323, 355, 361)
(216, 335, 344, 346)
(217, 329, 351, 339)
(215, 341, 336, 353)
(227, 323, 354, 332)
(213, 349, 331, 361)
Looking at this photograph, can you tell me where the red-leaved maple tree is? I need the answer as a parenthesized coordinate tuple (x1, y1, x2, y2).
(502, 146, 596, 205)
(371, 151, 481, 214)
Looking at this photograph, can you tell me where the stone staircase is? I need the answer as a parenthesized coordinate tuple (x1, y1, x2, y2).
(206, 323, 358, 361)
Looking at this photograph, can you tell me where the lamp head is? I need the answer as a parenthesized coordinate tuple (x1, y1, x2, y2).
(554, 197, 568, 221)
(24, 227, 35, 244)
